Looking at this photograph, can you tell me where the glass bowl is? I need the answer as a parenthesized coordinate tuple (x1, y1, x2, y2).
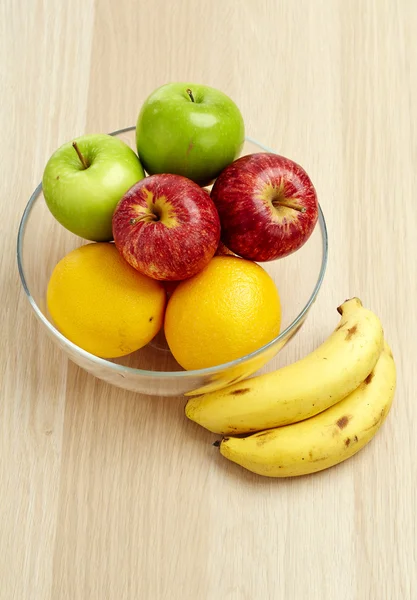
(17, 127, 328, 397)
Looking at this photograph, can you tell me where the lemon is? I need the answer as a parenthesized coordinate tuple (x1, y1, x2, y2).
(47, 243, 166, 358)
(164, 256, 281, 370)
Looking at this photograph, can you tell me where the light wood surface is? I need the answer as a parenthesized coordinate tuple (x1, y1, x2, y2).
(1, 1, 416, 598)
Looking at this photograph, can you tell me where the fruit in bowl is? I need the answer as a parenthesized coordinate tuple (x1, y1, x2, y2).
(211, 152, 318, 261)
(136, 83, 245, 186)
(112, 173, 221, 281)
(42, 134, 145, 241)
(47, 243, 166, 358)
(164, 256, 281, 370)
(18, 126, 328, 397)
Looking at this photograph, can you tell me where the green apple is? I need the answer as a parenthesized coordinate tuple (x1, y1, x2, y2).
(136, 83, 245, 186)
(42, 134, 145, 241)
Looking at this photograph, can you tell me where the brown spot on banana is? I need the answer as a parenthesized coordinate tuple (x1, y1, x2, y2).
(336, 415, 351, 429)
(229, 388, 251, 396)
(365, 370, 375, 385)
(345, 325, 358, 340)
(345, 437, 351, 447)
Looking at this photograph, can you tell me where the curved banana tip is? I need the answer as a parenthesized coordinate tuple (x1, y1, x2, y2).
(212, 440, 221, 447)
(337, 297, 363, 315)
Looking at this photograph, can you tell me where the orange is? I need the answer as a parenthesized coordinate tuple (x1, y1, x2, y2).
(164, 256, 281, 370)
(47, 243, 166, 358)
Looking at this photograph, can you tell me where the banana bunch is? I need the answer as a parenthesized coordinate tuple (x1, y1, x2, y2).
(186, 298, 396, 477)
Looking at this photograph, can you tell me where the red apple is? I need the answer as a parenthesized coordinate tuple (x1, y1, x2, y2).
(112, 174, 221, 281)
(210, 153, 318, 261)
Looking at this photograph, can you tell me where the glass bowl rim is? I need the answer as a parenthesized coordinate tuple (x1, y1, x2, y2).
(17, 126, 328, 380)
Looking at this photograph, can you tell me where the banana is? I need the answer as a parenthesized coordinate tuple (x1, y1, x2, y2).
(218, 342, 396, 477)
(186, 298, 384, 434)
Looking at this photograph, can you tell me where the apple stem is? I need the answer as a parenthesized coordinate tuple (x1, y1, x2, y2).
(130, 213, 159, 225)
(186, 88, 195, 103)
(72, 142, 89, 169)
(274, 199, 307, 213)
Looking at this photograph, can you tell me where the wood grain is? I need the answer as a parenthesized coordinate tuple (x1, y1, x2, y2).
(1, 0, 416, 598)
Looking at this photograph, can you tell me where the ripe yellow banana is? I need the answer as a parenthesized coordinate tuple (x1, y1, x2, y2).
(218, 342, 396, 477)
(186, 298, 384, 434)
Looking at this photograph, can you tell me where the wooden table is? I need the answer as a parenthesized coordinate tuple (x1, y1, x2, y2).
(1, 1, 416, 598)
